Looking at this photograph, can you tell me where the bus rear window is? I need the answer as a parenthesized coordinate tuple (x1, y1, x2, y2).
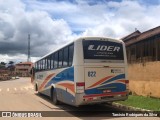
(83, 40, 124, 60)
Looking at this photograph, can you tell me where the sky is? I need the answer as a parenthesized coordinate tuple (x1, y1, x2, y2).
(0, 0, 160, 63)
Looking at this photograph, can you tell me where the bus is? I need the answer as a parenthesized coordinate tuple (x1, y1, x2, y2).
(32, 37, 129, 106)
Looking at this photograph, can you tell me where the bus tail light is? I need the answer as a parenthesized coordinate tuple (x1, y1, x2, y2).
(125, 80, 129, 90)
(76, 82, 85, 93)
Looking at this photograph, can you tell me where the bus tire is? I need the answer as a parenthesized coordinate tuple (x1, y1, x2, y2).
(35, 84, 38, 91)
(51, 88, 59, 105)
(35, 84, 40, 95)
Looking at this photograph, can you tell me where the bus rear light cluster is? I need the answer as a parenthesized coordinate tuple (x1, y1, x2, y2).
(125, 80, 129, 90)
(76, 82, 85, 93)
(85, 97, 98, 101)
(87, 97, 93, 101)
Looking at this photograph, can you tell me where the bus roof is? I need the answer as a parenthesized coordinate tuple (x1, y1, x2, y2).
(35, 37, 123, 63)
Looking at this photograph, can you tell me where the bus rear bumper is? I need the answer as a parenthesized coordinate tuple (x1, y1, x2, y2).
(75, 92, 128, 106)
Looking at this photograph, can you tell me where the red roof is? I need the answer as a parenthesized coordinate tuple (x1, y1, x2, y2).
(122, 26, 160, 46)
(122, 30, 141, 41)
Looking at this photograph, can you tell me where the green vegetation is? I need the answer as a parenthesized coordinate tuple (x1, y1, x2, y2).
(116, 95, 160, 111)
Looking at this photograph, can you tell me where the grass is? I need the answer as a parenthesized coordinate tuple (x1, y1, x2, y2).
(116, 95, 160, 111)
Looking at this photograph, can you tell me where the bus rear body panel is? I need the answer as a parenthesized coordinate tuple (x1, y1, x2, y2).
(74, 65, 128, 106)
(84, 67, 126, 94)
(74, 38, 128, 106)
(83, 66, 127, 104)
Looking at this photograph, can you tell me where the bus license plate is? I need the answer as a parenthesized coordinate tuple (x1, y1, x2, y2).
(103, 90, 111, 93)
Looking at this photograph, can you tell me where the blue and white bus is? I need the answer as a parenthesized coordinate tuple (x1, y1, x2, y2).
(32, 37, 129, 106)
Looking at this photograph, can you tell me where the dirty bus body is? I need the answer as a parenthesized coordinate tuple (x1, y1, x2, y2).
(33, 37, 129, 106)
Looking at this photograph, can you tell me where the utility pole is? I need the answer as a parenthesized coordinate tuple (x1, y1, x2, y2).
(27, 34, 31, 62)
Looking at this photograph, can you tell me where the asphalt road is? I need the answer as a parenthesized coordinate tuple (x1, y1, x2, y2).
(0, 78, 159, 120)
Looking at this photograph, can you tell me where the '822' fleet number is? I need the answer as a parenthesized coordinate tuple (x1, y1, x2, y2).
(88, 71, 96, 77)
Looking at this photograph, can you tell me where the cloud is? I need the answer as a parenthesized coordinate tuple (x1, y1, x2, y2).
(0, 0, 73, 63)
(82, 0, 160, 38)
(0, 54, 28, 63)
(24, 0, 109, 32)
(25, 0, 160, 38)
(0, 0, 160, 63)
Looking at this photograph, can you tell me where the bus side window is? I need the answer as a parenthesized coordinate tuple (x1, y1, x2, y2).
(36, 62, 39, 72)
(69, 44, 74, 66)
(43, 59, 45, 70)
(58, 49, 63, 68)
(51, 54, 54, 69)
(63, 46, 69, 67)
(45, 57, 47, 70)
(54, 52, 58, 68)
(40, 61, 41, 71)
(47, 56, 50, 70)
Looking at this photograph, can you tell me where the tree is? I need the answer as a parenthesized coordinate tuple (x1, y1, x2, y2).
(7, 61, 15, 72)
(0, 62, 6, 69)
(0, 62, 6, 65)
(8, 61, 14, 65)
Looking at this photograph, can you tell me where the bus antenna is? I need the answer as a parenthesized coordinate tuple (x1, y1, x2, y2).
(27, 34, 31, 62)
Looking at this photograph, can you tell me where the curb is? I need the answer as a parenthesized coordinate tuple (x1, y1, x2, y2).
(110, 102, 153, 112)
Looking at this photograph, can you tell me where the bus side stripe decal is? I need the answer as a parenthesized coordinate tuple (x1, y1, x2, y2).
(116, 80, 126, 83)
(101, 74, 125, 85)
(88, 76, 113, 88)
(87, 74, 125, 89)
(58, 83, 75, 93)
(39, 73, 55, 90)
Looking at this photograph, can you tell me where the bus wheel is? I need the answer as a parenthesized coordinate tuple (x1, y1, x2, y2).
(35, 84, 40, 95)
(51, 88, 59, 105)
(35, 84, 38, 91)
